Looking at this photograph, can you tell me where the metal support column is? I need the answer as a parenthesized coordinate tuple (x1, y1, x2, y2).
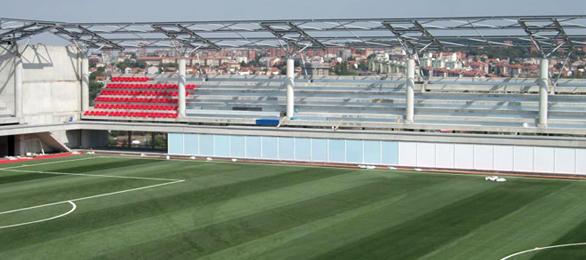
(405, 58, 415, 124)
(14, 53, 23, 119)
(286, 58, 295, 119)
(178, 58, 187, 118)
(538, 58, 549, 127)
(81, 53, 90, 112)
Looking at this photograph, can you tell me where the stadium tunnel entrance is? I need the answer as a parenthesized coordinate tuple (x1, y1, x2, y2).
(0, 136, 15, 157)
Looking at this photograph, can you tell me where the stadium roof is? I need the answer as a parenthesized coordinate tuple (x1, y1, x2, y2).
(1, 15, 586, 56)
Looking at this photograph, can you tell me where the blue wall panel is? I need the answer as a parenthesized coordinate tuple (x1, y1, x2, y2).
(184, 134, 198, 156)
(364, 141, 382, 164)
(346, 140, 364, 164)
(199, 134, 214, 156)
(168, 133, 184, 155)
(311, 138, 328, 162)
(245, 136, 261, 159)
(382, 141, 399, 165)
(278, 137, 295, 160)
(231, 136, 246, 158)
(214, 135, 231, 157)
(329, 139, 346, 163)
(294, 138, 312, 161)
(261, 137, 279, 159)
(183, 134, 199, 155)
(166, 133, 399, 166)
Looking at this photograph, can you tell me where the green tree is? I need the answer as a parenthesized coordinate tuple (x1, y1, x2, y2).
(332, 62, 358, 76)
(88, 81, 104, 106)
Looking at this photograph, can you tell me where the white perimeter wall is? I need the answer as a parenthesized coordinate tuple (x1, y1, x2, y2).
(398, 142, 586, 175)
(169, 132, 586, 176)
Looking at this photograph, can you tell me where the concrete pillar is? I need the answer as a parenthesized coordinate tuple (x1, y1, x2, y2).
(178, 58, 187, 118)
(538, 58, 549, 127)
(81, 54, 90, 111)
(405, 58, 415, 124)
(14, 54, 23, 119)
(17, 135, 26, 156)
(286, 58, 295, 119)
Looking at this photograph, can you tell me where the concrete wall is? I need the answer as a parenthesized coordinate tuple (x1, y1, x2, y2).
(0, 44, 82, 124)
(0, 47, 16, 116)
(21, 44, 82, 124)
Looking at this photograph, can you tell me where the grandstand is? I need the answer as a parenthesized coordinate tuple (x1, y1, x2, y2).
(1, 15, 586, 259)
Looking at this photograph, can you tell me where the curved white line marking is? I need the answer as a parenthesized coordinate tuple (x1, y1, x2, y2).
(0, 201, 77, 229)
(0, 156, 185, 229)
(501, 242, 586, 260)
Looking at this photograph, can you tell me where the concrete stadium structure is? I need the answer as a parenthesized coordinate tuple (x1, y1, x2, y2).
(1, 15, 586, 176)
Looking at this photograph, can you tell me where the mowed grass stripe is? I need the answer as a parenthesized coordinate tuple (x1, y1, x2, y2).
(252, 176, 492, 260)
(2, 173, 386, 259)
(312, 180, 569, 260)
(0, 176, 159, 214)
(530, 200, 586, 260)
(3, 157, 586, 260)
(94, 176, 446, 259)
(420, 181, 586, 260)
(200, 176, 481, 260)
(0, 167, 349, 252)
(26, 157, 163, 174)
(0, 172, 63, 185)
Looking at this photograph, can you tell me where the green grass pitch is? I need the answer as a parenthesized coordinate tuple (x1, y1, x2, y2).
(1, 155, 586, 259)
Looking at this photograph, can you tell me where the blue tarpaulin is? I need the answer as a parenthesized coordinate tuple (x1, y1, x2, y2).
(256, 118, 280, 126)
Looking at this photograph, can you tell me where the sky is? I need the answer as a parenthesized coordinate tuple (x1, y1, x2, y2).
(1, 0, 585, 22)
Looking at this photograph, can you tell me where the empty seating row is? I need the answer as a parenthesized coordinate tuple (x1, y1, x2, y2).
(84, 111, 177, 118)
(95, 97, 177, 103)
(106, 83, 198, 90)
(95, 104, 178, 111)
(111, 77, 151, 82)
(100, 90, 188, 97)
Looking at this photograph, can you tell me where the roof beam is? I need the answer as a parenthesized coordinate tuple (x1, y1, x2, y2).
(287, 22, 326, 49)
(175, 24, 221, 50)
(0, 16, 583, 52)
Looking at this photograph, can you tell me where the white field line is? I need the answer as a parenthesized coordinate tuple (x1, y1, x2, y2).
(0, 157, 97, 170)
(500, 242, 586, 260)
(0, 201, 77, 229)
(0, 168, 183, 182)
(0, 179, 184, 216)
(0, 156, 186, 229)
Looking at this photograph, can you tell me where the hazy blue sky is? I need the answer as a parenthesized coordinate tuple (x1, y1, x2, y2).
(1, 0, 585, 22)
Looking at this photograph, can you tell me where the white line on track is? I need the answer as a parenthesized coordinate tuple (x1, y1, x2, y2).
(0, 157, 97, 170)
(500, 242, 586, 260)
(0, 168, 183, 182)
(0, 201, 77, 229)
(0, 156, 186, 229)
